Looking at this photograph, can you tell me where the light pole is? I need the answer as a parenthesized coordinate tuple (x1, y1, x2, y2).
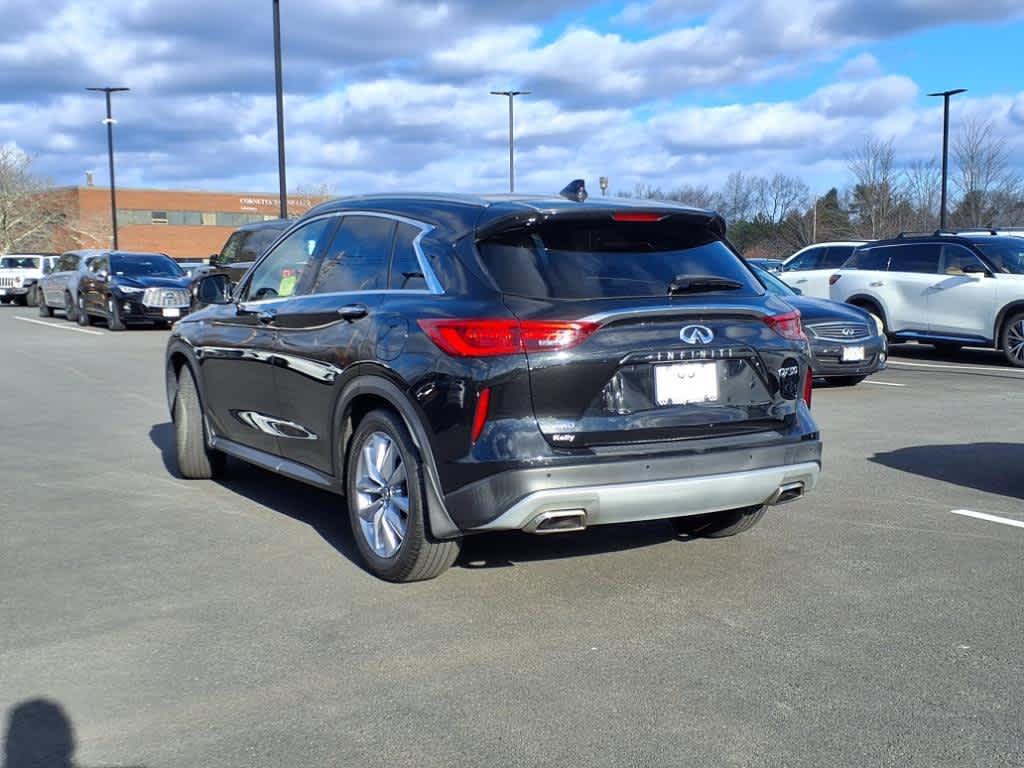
(490, 90, 529, 193)
(927, 88, 966, 230)
(272, 0, 288, 219)
(85, 87, 129, 250)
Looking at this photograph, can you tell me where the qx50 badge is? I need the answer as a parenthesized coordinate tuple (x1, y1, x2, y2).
(679, 325, 714, 345)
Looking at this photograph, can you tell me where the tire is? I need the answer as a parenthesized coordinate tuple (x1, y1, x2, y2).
(13, 294, 27, 306)
(26, 288, 38, 307)
(76, 295, 93, 326)
(1000, 311, 1024, 368)
(0, 297, 10, 305)
(931, 342, 962, 355)
(173, 365, 225, 479)
(63, 292, 77, 322)
(38, 295, 53, 317)
(107, 297, 126, 331)
(346, 409, 460, 582)
(827, 375, 865, 386)
(672, 504, 767, 539)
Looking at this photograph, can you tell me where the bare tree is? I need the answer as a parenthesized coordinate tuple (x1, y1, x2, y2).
(0, 145, 62, 255)
(847, 137, 904, 238)
(952, 119, 1017, 227)
(718, 171, 757, 223)
(753, 174, 810, 226)
(902, 158, 940, 230)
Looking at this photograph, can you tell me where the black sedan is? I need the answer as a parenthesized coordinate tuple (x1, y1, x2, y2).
(76, 252, 193, 330)
(752, 264, 886, 385)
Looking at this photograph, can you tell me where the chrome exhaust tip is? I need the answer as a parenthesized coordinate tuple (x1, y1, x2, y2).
(771, 482, 805, 505)
(525, 509, 587, 534)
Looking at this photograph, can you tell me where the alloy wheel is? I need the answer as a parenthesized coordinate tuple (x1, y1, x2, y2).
(1008, 319, 1024, 364)
(354, 432, 409, 559)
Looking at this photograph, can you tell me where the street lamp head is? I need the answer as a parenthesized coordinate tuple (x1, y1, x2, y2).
(490, 90, 531, 97)
(86, 87, 130, 93)
(927, 88, 967, 97)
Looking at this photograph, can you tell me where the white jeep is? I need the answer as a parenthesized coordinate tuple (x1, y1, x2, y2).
(0, 254, 57, 307)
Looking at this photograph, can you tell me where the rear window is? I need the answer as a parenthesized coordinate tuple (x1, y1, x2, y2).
(477, 218, 761, 299)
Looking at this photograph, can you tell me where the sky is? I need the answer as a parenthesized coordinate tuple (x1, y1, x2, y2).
(1, 0, 1022, 199)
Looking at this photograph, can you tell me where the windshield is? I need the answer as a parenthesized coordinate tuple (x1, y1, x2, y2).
(110, 254, 184, 278)
(752, 265, 796, 297)
(975, 239, 1024, 275)
(477, 218, 761, 299)
(0, 256, 41, 269)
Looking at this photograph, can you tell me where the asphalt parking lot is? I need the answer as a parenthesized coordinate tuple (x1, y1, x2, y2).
(2, 308, 1022, 768)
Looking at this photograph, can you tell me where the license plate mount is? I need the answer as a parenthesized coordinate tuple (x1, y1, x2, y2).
(654, 362, 719, 406)
(842, 345, 865, 362)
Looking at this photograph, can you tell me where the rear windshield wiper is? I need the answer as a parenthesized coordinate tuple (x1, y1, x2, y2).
(667, 276, 743, 295)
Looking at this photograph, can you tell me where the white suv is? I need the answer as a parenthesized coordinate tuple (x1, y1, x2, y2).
(829, 234, 1024, 367)
(780, 242, 866, 298)
(0, 254, 57, 306)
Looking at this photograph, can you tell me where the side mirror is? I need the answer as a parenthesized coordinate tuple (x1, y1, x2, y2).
(97, 270, 109, 281)
(792, 287, 803, 295)
(193, 273, 233, 306)
(209, 253, 221, 267)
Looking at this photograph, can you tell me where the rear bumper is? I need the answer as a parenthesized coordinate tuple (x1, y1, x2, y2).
(446, 437, 822, 532)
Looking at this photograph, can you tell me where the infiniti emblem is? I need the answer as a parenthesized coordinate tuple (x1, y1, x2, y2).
(680, 325, 714, 345)
(841, 327, 855, 337)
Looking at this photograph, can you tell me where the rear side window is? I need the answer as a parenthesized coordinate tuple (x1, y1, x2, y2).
(477, 218, 760, 299)
(313, 215, 396, 294)
(887, 244, 940, 274)
(844, 248, 889, 271)
(823, 246, 856, 268)
(389, 222, 427, 290)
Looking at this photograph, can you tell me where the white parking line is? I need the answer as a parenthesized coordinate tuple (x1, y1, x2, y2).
(888, 359, 1018, 375)
(864, 380, 906, 387)
(14, 316, 105, 336)
(951, 509, 1024, 530)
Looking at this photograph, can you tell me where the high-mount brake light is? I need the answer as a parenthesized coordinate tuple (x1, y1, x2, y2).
(417, 319, 600, 357)
(611, 212, 663, 222)
(764, 311, 806, 341)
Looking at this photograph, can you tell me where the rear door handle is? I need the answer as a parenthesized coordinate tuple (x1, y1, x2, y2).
(794, 279, 808, 284)
(257, 309, 277, 324)
(869, 281, 884, 287)
(337, 303, 368, 321)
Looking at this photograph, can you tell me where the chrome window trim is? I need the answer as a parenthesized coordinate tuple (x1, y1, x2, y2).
(237, 210, 444, 303)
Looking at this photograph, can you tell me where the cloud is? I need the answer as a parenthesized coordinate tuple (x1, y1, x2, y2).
(838, 52, 884, 80)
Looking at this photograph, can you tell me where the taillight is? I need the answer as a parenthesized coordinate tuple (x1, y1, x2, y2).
(828, 273, 841, 286)
(471, 387, 491, 443)
(417, 319, 599, 357)
(802, 368, 813, 407)
(764, 310, 806, 341)
(612, 212, 664, 222)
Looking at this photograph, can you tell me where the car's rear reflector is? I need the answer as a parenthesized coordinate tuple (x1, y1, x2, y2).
(764, 310, 806, 341)
(611, 212, 664, 222)
(417, 319, 600, 357)
(802, 368, 813, 407)
(828, 273, 842, 286)
(471, 387, 491, 442)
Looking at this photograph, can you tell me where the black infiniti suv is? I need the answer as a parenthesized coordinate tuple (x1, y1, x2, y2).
(167, 191, 821, 581)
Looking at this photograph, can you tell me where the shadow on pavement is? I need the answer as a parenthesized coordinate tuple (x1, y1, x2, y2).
(148, 422, 692, 572)
(870, 442, 1024, 499)
(2, 698, 144, 768)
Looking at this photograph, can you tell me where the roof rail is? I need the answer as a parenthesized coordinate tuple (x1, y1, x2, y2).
(895, 230, 946, 239)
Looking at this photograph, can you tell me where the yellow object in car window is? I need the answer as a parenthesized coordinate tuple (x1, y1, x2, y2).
(278, 268, 298, 297)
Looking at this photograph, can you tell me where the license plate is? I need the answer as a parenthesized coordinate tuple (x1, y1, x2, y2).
(842, 345, 865, 362)
(654, 362, 719, 406)
(162, 308, 181, 318)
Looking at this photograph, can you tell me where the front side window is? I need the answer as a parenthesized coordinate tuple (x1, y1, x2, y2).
(91, 256, 110, 275)
(784, 247, 825, 272)
(887, 244, 940, 274)
(312, 215, 396, 294)
(218, 233, 243, 265)
(975, 239, 1024, 275)
(389, 222, 427, 290)
(242, 218, 335, 302)
(940, 245, 987, 275)
(58, 254, 78, 272)
(478, 218, 760, 300)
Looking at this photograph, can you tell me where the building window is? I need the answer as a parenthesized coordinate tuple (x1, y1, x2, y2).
(151, 211, 168, 224)
(202, 212, 216, 226)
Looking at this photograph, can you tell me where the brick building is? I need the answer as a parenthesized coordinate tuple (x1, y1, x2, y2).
(50, 186, 324, 259)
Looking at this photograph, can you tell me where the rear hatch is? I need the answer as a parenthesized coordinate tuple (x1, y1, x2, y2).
(475, 210, 807, 448)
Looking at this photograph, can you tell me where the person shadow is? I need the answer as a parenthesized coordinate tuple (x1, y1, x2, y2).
(3, 698, 145, 768)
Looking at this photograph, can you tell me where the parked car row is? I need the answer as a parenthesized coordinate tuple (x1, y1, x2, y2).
(168, 186, 826, 582)
(779, 231, 1024, 367)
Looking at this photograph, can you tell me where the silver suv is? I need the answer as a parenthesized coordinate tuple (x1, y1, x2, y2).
(829, 233, 1024, 366)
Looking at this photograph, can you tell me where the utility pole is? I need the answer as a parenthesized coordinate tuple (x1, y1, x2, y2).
(927, 88, 966, 230)
(85, 87, 130, 250)
(272, 0, 288, 219)
(490, 90, 529, 193)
